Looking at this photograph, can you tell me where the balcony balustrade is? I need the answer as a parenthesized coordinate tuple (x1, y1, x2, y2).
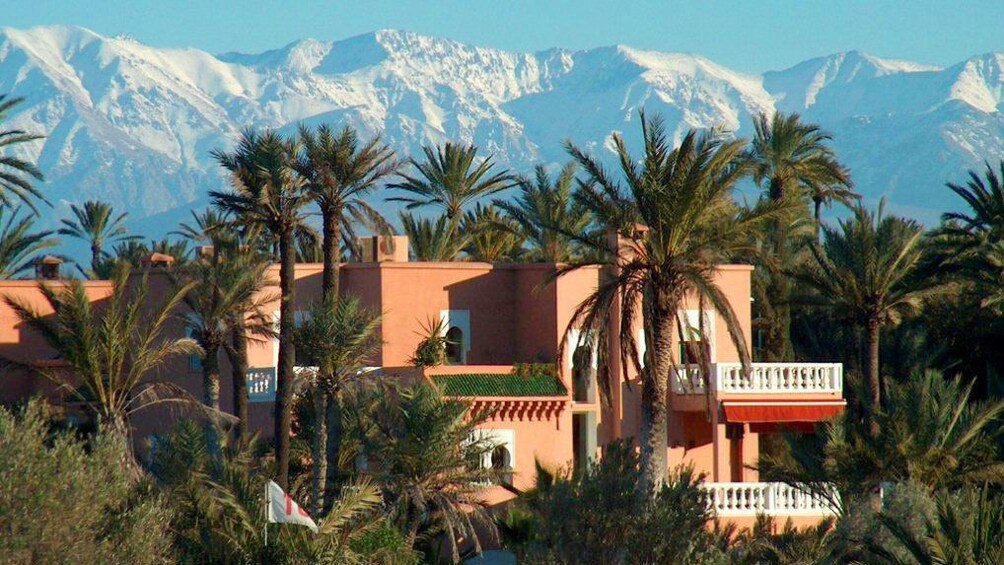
(703, 481, 839, 517)
(672, 363, 843, 395)
(246, 366, 319, 402)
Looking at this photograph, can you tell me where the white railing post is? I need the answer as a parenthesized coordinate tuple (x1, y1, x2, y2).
(674, 363, 843, 395)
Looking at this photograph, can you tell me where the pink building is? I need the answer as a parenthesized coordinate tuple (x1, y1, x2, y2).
(0, 238, 844, 528)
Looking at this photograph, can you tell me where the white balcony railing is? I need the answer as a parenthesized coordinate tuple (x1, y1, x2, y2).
(672, 363, 843, 395)
(703, 482, 839, 517)
(246, 366, 320, 402)
(248, 367, 275, 402)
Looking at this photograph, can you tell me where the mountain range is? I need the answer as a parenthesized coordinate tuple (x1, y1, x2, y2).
(2, 24, 1003, 237)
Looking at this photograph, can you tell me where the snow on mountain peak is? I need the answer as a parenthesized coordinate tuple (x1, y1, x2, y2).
(0, 25, 1002, 236)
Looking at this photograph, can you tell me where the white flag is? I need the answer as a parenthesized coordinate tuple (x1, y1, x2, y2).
(266, 480, 318, 533)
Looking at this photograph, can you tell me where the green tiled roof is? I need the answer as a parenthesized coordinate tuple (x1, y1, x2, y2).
(433, 372, 568, 397)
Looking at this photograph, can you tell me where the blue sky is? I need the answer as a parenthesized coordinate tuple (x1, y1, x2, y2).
(7, 1, 1003, 72)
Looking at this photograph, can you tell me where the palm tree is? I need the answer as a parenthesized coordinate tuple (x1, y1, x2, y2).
(496, 163, 593, 263)
(761, 371, 1004, 503)
(149, 420, 393, 564)
(0, 206, 60, 278)
(388, 142, 516, 223)
(58, 200, 140, 275)
(872, 487, 1004, 564)
(296, 123, 397, 299)
(211, 128, 311, 490)
(293, 296, 381, 514)
(746, 112, 854, 361)
(792, 202, 934, 432)
(562, 112, 778, 495)
(171, 208, 232, 246)
(400, 212, 467, 262)
(748, 112, 853, 205)
(461, 203, 524, 262)
(174, 252, 274, 452)
(2, 267, 202, 452)
(0, 94, 48, 212)
(346, 382, 501, 562)
(936, 161, 1004, 312)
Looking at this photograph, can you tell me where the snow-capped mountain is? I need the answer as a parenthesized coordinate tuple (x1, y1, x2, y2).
(1, 25, 1002, 235)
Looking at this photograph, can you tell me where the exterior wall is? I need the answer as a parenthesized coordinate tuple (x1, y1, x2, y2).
(0, 256, 833, 530)
(0, 281, 115, 405)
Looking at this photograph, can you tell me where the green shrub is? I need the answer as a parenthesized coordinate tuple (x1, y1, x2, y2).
(516, 441, 725, 564)
(0, 401, 173, 564)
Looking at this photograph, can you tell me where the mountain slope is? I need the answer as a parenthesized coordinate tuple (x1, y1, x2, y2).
(1, 25, 1002, 234)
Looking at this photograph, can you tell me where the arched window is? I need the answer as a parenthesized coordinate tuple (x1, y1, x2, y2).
(572, 343, 595, 403)
(490, 445, 511, 470)
(445, 326, 465, 364)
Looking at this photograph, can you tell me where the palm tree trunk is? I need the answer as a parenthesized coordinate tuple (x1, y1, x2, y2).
(102, 414, 140, 480)
(311, 386, 327, 515)
(90, 243, 101, 275)
(202, 341, 222, 456)
(321, 205, 341, 300)
(639, 298, 673, 498)
(322, 390, 344, 513)
(275, 229, 297, 490)
(229, 318, 250, 440)
(866, 317, 881, 436)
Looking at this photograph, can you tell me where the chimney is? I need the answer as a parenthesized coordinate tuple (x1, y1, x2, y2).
(357, 235, 408, 263)
(35, 255, 63, 280)
(139, 252, 176, 269)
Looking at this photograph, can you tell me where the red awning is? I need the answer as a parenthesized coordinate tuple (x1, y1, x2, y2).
(722, 400, 845, 425)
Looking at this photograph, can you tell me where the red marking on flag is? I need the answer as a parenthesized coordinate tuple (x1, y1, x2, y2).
(284, 494, 310, 517)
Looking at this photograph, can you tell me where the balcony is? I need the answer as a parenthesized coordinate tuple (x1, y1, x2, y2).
(246, 366, 319, 402)
(672, 363, 843, 396)
(702, 482, 839, 517)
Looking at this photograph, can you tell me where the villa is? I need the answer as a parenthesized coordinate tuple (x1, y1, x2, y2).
(0, 234, 844, 529)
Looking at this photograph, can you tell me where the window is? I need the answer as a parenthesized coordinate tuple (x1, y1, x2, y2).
(678, 309, 715, 364)
(567, 329, 598, 402)
(445, 326, 465, 364)
(490, 445, 512, 470)
(439, 310, 470, 364)
(470, 428, 515, 470)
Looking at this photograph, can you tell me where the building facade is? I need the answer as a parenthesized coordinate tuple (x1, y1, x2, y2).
(0, 237, 844, 527)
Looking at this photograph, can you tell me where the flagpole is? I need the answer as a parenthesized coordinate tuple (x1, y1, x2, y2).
(264, 482, 269, 547)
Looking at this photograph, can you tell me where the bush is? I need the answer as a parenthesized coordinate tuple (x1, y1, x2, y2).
(514, 441, 725, 564)
(0, 401, 173, 564)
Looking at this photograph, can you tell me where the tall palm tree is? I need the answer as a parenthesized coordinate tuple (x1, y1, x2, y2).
(400, 212, 467, 262)
(2, 267, 202, 452)
(496, 163, 593, 263)
(746, 112, 854, 361)
(296, 123, 397, 299)
(0, 94, 48, 212)
(211, 128, 311, 490)
(563, 112, 778, 495)
(461, 203, 524, 262)
(58, 200, 140, 276)
(791, 202, 934, 433)
(748, 112, 853, 205)
(0, 206, 60, 278)
(388, 142, 516, 223)
(936, 161, 1004, 312)
(174, 252, 275, 452)
(293, 296, 381, 514)
(346, 382, 501, 562)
